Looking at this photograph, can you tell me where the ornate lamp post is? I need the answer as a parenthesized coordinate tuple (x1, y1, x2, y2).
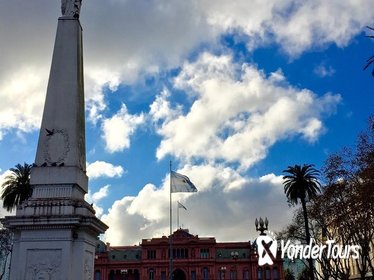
(255, 217, 268, 236)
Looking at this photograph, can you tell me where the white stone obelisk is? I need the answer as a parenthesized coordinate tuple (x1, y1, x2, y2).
(2, 1, 108, 279)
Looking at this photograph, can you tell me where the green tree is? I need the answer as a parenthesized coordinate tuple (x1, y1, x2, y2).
(284, 268, 296, 280)
(363, 26, 374, 77)
(297, 267, 310, 280)
(321, 116, 374, 279)
(283, 164, 321, 280)
(0, 227, 12, 280)
(1, 163, 32, 212)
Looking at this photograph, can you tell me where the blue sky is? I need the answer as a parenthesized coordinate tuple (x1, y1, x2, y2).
(0, 0, 373, 245)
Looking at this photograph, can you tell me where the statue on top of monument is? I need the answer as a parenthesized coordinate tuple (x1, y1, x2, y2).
(61, 0, 82, 19)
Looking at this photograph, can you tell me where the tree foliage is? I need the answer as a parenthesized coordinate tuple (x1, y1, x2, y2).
(0, 227, 12, 280)
(320, 116, 374, 279)
(283, 164, 321, 280)
(1, 163, 32, 212)
(364, 26, 374, 77)
(284, 268, 296, 280)
(280, 116, 374, 280)
(283, 164, 321, 205)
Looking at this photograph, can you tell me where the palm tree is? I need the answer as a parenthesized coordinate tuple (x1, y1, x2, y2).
(1, 163, 33, 212)
(283, 164, 321, 280)
(364, 26, 374, 77)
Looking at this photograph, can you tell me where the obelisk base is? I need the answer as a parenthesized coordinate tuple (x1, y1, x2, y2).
(3, 205, 107, 280)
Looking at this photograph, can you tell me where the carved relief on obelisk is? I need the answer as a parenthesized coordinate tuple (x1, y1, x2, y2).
(25, 249, 62, 280)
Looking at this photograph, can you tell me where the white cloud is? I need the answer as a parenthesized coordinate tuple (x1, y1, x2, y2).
(314, 63, 336, 77)
(86, 161, 124, 180)
(101, 164, 293, 245)
(270, 0, 374, 56)
(156, 52, 341, 169)
(0, 67, 46, 140)
(1, 0, 372, 132)
(101, 104, 145, 153)
(197, 0, 374, 56)
(259, 173, 284, 185)
(92, 185, 110, 202)
(0, 170, 14, 219)
(86, 185, 111, 218)
(149, 89, 183, 125)
(81, 0, 214, 121)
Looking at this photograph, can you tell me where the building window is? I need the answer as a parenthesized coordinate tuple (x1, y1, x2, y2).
(149, 269, 155, 280)
(265, 267, 270, 280)
(257, 268, 263, 280)
(172, 248, 188, 259)
(219, 269, 225, 280)
(243, 270, 250, 280)
(200, 248, 209, 258)
(230, 270, 237, 280)
(134, 269, 140, 280)
(109, 270, 115, 280)
(147, 250, 156, 259)
(272, 267, 279, 280)
(203, 267, 209, 280)
(95, 270, 101, 280)
(191, 271, 196, 280)
(161, 271, 167, 280)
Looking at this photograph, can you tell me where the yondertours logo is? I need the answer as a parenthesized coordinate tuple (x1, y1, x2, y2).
(257, 235, 278, 266)
(257, 236, 361, 266)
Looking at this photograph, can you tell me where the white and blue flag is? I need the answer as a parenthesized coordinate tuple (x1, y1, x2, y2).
(171, 171, 198, 193)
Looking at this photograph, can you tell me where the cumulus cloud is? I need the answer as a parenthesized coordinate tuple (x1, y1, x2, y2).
(87, 161, 124, 180)
(101, 104, 145, 153)
(197, 0, 374, 56)
(1, 0, 372, 134)
(0, 2, 59, 139)
(149, 89, 183, 125)
(86, 185, 111, 218)
(101, 164, 293, 245)
(0, 67, 47, 140)
(156, 52, 341, 169)
(0, 170, 14, 219)
(81, 0, 214, 121)
(0, 0, 212, 130)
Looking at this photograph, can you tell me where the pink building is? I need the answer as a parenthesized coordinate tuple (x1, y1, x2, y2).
(94, 229, 284, 280)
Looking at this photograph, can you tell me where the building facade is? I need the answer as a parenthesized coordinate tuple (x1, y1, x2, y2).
(94, 229, 284, 280)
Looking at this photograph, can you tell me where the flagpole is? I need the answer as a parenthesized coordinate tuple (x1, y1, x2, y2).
(169, 160, 173, 280)
(177, 201, 179, 229)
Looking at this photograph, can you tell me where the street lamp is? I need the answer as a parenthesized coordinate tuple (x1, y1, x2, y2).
(255, 217, 268, 236)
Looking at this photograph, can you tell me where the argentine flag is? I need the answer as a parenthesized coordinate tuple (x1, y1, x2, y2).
(171, 171, 198, 193)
